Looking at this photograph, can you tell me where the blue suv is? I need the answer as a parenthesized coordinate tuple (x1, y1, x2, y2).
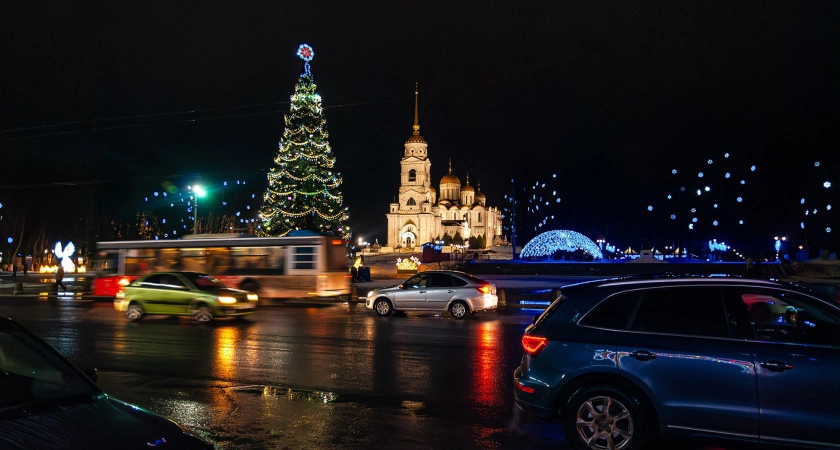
(513, 276, 840, 449)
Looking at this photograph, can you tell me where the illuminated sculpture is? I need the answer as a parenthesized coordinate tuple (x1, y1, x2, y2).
(520, 230, 604, 260)
(54, 241, 76, 271)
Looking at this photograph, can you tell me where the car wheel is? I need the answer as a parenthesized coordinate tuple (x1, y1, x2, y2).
(373, 298, 392, 317)
(562, 385, 648, 450)
(125, 304, 143, 321)
(194, 305, 213, 322)
(449, 301, 469, 319)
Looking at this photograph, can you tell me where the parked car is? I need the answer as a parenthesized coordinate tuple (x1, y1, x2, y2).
(114, 272, 258, 322)
(0, 316, 214, 448)
(513, 275, 840, 449)
(365, 270, 497, 319)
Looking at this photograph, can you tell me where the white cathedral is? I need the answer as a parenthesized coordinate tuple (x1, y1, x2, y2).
(385, 85, 502, 250)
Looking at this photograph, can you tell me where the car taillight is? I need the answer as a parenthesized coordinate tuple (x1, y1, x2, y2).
(522, 334, 548, 357)
(478, 285, 492, 295)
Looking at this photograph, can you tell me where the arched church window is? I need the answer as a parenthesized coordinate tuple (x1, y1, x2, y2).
(409, 169, 416, 183)
(407, 197, 416, 206)
(478, 212, 482, 222)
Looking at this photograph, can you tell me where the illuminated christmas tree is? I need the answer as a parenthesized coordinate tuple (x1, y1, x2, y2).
(259, 44, 350, 238)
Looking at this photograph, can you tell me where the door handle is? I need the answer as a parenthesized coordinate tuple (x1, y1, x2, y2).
(628, 350, 657, 361)
(447, 290, 454, 293)
(760, 360, 793, 372)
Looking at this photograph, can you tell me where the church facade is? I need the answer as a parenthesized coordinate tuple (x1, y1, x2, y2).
(385, 86, 502, 250)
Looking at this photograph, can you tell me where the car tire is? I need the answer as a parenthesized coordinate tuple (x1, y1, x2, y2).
(125, 304, 143, 321)
(562, 384, 648, 450)
(373, 298, 392, 317)
(449, 301, 469, 319)
(194, 305, 213, 322)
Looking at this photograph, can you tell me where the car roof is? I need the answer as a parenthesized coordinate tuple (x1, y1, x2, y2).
(557, 274, 832, 308)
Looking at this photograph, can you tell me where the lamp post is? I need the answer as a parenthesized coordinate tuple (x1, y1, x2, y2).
(191, 185, 206, 234)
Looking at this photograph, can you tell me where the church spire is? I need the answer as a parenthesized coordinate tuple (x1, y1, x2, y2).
(412, 82, 420, 136)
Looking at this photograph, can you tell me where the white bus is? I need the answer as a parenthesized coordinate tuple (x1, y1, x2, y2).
(92, 233, 351, 299)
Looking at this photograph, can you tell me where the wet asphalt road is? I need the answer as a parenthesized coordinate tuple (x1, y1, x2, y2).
(0, 297, 569, 449)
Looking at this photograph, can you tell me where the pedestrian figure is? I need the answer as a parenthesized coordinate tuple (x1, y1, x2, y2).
(745, 257, 753, 277)
(12, 264, 16, 281)
(56, 266, 66, 293)
(22, 263, 27, 278)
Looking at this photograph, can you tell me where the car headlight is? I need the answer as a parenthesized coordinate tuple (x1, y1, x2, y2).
(247, 293, 258, 301)
(366, 291, 375, 298)
(218, 296, 237, 304)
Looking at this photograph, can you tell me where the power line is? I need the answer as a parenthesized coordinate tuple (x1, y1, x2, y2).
(0, 97, 407, 141)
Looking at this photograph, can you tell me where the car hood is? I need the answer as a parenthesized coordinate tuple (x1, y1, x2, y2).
(0, 394, 212, 449)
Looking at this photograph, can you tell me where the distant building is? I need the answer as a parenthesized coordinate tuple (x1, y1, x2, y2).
(385, 85, 502, 250)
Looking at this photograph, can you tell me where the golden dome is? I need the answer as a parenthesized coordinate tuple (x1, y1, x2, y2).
(440, 159, 460, 184)
(405, 134, 427, 144)
(461, 174, 474, 192)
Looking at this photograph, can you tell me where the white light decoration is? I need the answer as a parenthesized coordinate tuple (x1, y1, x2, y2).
(713, 204, 718, 208)
(739, 220, 744, 225)
(827, 205, 832, 211)
(801, 198, 806, 204)
(691, 208, 697, 213)
(741, 180, 745, 185)
(54, 241, 76, 272)
(670, 214, 676, 219)
(689, 224, 694, 230)
(697, 189, 702, 196)
(815, 161, 820, 167)
(824, 181, 832, 188)
(708, 159, 713, 165)
(708, 240, 727, 251)
(672, 169, 677, 174)
(724, 153, 730, 158)
(698, 172, 704, 178)
(692, 217, 698, 223)
(647, 205, 653, 211)
(713, 220, 719, 226)
(725, 172, 731, 178)
(750, 165, 756, 171)
(520, 230, 604, 259)
(667, 195, 672, 200)
(828, 227, 832, 233)
(801, 222, 805, 229)
(737, 197, 743, 203)
(704, 186, 710, 192)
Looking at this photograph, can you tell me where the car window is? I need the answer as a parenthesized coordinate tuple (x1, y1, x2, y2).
(735, 288, 840, 347)
(139, 274, 166, 287)
(183, 273, 228, 291)
(139, 274, 187, 290)
(630, 287, 729, 338)
(428, 274, 453, 287)
(582, 291, 641, 330)
(403, 274, 429, 288)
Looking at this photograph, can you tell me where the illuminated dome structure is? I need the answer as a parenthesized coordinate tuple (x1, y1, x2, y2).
(520, 230, 604, 260)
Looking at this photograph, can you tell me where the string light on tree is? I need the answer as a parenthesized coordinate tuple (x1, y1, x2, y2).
(258, 44, 350, 238)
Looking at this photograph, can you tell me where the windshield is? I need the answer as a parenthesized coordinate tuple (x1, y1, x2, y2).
(0, 326, 98, 410)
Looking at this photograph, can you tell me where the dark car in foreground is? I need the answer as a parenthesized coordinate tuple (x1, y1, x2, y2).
(114, 272, 258, 322)
(364, 270, 498, 319)
(0, 317, 213, 449)
(513, 276, 840, 449)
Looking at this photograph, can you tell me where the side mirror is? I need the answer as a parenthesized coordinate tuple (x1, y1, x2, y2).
(398, 284, 405, 289)
(84, 367, 98, 383)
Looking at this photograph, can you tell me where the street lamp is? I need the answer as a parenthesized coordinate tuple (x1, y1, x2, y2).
(191, 185, 206, 234)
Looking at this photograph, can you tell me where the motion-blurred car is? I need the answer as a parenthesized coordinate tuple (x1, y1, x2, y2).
(513, 275, 840, 449)
(365, 270, 497, 319)
(0, 317, 213, 448)
(114, 272, 258, 322)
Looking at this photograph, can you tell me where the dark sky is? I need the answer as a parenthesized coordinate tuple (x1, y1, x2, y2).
(2, 1, 838, 254)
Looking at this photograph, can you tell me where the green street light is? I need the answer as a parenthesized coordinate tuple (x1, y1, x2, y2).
(191, 185, 206, 234)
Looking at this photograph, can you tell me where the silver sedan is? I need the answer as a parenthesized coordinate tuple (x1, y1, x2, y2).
(365, 270, 498, 319)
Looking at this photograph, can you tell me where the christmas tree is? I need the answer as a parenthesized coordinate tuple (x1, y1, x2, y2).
(259, 44, 350, 238)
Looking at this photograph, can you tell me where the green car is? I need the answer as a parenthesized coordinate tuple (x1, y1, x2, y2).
(114, 271, 258, 322)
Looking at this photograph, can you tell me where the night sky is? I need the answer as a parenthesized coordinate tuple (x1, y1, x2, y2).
(2, 1, 838, 255)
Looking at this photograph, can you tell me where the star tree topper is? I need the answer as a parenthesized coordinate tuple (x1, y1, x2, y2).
(297, 43, 314, 76)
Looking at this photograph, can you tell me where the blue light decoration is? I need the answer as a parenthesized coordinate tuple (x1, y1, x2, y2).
(708, 240, 727, 252)
(520, 230, 604, 260)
